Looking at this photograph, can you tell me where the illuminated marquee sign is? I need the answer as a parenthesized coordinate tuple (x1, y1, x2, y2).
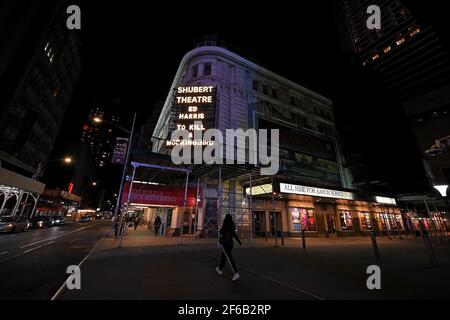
(245, 184, 273, 196)
(375, 196, 396, 205)
(167, 86, 216, 147)
(280, 183, 355, 200)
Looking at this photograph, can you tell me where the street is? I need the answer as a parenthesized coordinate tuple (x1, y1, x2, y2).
(0, 221, 111, 300)
(60, 227, 450, 300)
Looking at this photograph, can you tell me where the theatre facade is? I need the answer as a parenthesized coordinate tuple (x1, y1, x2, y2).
(142, 43, 437, 238)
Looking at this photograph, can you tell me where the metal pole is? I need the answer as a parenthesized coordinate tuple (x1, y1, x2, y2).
(0, 189, 12, 214)
(301, 228, 307, 249)
(30, 195, 40, 220)
(181, 172, 189, 238)
(217, 167, 222, 247)
(249, 173, 254, 247)
(193, 178, 200, 239)
(272, 190, 278, 248)
(370, 231, 381, 260)
(433, 200, 448, 241)
(424, 199, 439, 243)
(20, 193, 30, 216)
(12, 191, 23, 217)
(118, 165, 136, 248)
(113, 112, 137, 222)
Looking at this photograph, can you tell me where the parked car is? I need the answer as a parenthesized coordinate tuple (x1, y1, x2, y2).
(0, 216, 29, 233)
(79, 215, 92, 222)
(51, 216, 66, 226)
(30, 216, 53, 229)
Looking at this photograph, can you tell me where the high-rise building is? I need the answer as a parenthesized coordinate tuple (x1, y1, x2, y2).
(0, 1, 82, 175)
(81, 106, 121, 168)
(340, 0, 450, 194)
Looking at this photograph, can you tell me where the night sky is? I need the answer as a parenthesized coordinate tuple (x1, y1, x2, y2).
(46, 1, 448, 199)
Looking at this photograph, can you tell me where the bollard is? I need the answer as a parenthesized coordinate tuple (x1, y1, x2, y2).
(301, 229, 307, 249)
(371, 232, 381, 260)
(422, 231, 438, 267)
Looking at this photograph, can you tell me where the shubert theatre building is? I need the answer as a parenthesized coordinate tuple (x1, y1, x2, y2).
(132, 41, 417, 238)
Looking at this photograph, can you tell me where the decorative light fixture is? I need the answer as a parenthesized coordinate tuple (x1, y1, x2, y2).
(434, 185, 448, 197)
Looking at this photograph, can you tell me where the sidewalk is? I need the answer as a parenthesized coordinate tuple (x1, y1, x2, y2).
(60, 226, 450, 300)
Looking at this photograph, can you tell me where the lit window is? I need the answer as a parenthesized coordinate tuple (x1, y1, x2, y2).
(396, 38, 405, 45)
(372, 53, 379, 61)
(410, 27, 421, 37)
(359, 213, 373, 230)
(383, 46, 391, 53)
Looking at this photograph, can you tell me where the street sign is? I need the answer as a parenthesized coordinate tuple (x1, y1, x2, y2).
(111, 137, 129, 165)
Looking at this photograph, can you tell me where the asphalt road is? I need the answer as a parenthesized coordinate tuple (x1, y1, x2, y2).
(0, 220, 111, 300)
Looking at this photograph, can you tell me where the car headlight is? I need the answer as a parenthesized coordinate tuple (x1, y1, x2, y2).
(8, 224, 13, 228)
(55, 220, 60, 223)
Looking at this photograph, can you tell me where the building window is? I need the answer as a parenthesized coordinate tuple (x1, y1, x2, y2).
(410, 27, 421, 37)
(272, 88, 278, 99)
(252, 80, 258, 91)
(396, 37, 405, 46)
(204, 63, 212, 76)
(290, 96, 296, 106)
(192, 65, 198, 78)
(291, 208, 316, 232)
(340, 211, 353, 230)
(359, 213, 373, 230)
(262, 85, 268, 95)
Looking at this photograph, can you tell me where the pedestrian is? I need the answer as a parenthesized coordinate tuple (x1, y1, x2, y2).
(134, 215, 140, 231)
(154, 216, 162, 237)
(216, 214, 242, 281)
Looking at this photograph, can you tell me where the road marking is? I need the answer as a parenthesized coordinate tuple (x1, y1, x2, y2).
(196, 249, 326, 301)
(51, 229, 112, 300)
(0, 251, 8, 255)
(0, 241, 57, 263)
(242, 268, 326, 300)
(20, 226, 92, 249)
(23, 241, 55, 254)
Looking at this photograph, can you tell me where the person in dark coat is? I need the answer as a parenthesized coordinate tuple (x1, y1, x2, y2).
(154, 216, 162, 237)
(133, 215, 140, 231)
(216, 214, 242, 281)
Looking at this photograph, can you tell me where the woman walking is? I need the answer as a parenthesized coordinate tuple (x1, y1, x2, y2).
(216, 214, 242, 281)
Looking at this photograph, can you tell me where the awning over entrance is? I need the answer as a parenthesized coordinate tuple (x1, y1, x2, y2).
(0, 167, 45, 194)
(122, 182, 200, 207)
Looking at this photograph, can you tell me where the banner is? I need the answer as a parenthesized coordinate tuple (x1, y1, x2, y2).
(122, 183, 200, 207)
(111, 137, 129, 165)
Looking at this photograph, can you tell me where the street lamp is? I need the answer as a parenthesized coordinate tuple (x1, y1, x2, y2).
(80, 181, 99, 208)
(92, 116, 132, 134)
(64, 157, 73, 164)
(92, 113, 137, 224)
(34, 156, 74, 180)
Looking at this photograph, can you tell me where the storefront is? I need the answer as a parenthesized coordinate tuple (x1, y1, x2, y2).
(121, 182, 200, 236)
(35, 188, 81, 219)
(248, 182, 404, 238)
